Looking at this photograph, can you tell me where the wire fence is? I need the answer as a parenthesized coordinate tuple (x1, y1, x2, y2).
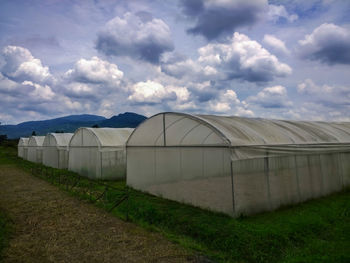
(30, 165, 130, 220)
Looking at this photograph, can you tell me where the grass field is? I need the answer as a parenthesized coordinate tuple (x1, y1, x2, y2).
(1, 144, 349, 263)
(0, 209, 12, 261)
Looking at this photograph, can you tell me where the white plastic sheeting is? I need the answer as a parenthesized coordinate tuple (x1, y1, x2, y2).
(27, 136, 45, 164)
(18, 137, 29, 159)
(43, 133, 73, 169)
(68, 128, 134, 180)
(127, 112, 350, 216)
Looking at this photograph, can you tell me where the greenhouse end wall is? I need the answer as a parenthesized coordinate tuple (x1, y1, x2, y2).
(43, 147, 69, 169)
(68, 127, 133, 180)
(27, 147, 43, 163)
(18, 138, 29, 159)
(22, 148, 28, 160)
(69, 147, 101, 179)
(68, 147, 127, 180)
(18, 146, 25, 158)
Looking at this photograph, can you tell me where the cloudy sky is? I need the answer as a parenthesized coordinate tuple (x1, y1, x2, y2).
(0, 0, 349, 124)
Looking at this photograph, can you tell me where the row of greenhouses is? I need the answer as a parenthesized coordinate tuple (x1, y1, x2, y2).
(18, 128, 134, 180)
(18, 112, 350, 217)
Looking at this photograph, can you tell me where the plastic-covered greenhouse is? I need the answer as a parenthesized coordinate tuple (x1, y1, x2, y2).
(68, 128, 134, 180)
(27, 136, 45, 164)
(42, 133, 73, 169)
(126, 112, 350, 216)
(18, 137, 29, 159)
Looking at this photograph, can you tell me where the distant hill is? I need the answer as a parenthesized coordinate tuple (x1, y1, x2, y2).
(0, 112, 146, 139)
(99, 112, 147, 128)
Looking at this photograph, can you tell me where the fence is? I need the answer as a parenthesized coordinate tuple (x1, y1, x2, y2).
(30, 165, 130, 219)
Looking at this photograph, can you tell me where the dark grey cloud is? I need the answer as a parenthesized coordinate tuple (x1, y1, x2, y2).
(180, 0, 204, 16)
(96, 12, 174, 64)
(298, 23, 350, 65)
(180, 0, 266, 40)
(187, 81, 219, 103)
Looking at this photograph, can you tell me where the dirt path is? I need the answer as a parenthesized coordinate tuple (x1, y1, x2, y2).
(0, 165, 200, 263)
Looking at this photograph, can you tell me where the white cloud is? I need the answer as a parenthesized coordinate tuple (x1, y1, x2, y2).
(224, 90, 241, 105)
(22, 81, 55, 101)
(163, 32, 292, 83)
(0, 72, 19, 94)
(297, 79, 350, 106)
(200, 33, 292, 82)
(298, 23, 350, 65)
(161, 58, 217, 81)
(263, 34, 290, 55)
(208, 89, 240, 113)
(64, 82, 96, 99)
(209, 101, 231, 113)
(0, 53, 128, 123)
(204, 89, 254, 116)
(246, 85, 292, 108)
(268, 4, 298, 23)
(128, 80, 182, 104)
(65, 56, 123, 85)
(96, 12, 174, 64)
(1, 45, 53, 84)
(128, 81, 169, 104)
(62, 56, 125, 100)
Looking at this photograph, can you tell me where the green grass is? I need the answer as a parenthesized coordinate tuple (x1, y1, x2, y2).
(1, 144, 349, 263)
(0, 209, 13, 260)
(113, 187, 350, 263)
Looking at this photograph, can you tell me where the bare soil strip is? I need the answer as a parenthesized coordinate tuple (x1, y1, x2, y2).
(0, 165, 199, 263)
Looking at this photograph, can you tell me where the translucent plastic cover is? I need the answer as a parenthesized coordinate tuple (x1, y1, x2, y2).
(43, 133, 73, 169)
(27, 136, 45, 163)
(18, 137, 29, 159)
(127, 112, 350, 217)
(68, 128, 133, 179)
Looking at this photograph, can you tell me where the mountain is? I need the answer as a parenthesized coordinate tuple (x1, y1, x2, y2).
(0, 112, 146, 139)
(99, 112, 147, 128)
(52, 114, 106, 122)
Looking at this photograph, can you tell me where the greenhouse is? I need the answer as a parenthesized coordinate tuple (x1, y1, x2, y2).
(42, 133, 73, 169)
(18, 137, 29, 159)
(126, 112, 350, 217)
(27, 136, 45, 164)
(68, 127, 134, 180)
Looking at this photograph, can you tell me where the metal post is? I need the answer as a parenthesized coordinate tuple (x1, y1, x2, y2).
(264, 152, 272, 210)
(126, 187, 129, 221)
(163, 113, 166, 146)
(294, 155, 301, 202)
(230, 160, 235, 216)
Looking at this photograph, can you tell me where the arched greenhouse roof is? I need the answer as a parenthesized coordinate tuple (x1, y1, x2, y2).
(127, 112, 350, 147)
(43, 133, 73, 147)
(18, 137, 29, 146)
(28, 136, 45, 147)
(69, 127, 134, 148)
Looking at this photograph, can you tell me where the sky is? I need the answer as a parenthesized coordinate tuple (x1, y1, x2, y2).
(0, 0, 349, 124)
